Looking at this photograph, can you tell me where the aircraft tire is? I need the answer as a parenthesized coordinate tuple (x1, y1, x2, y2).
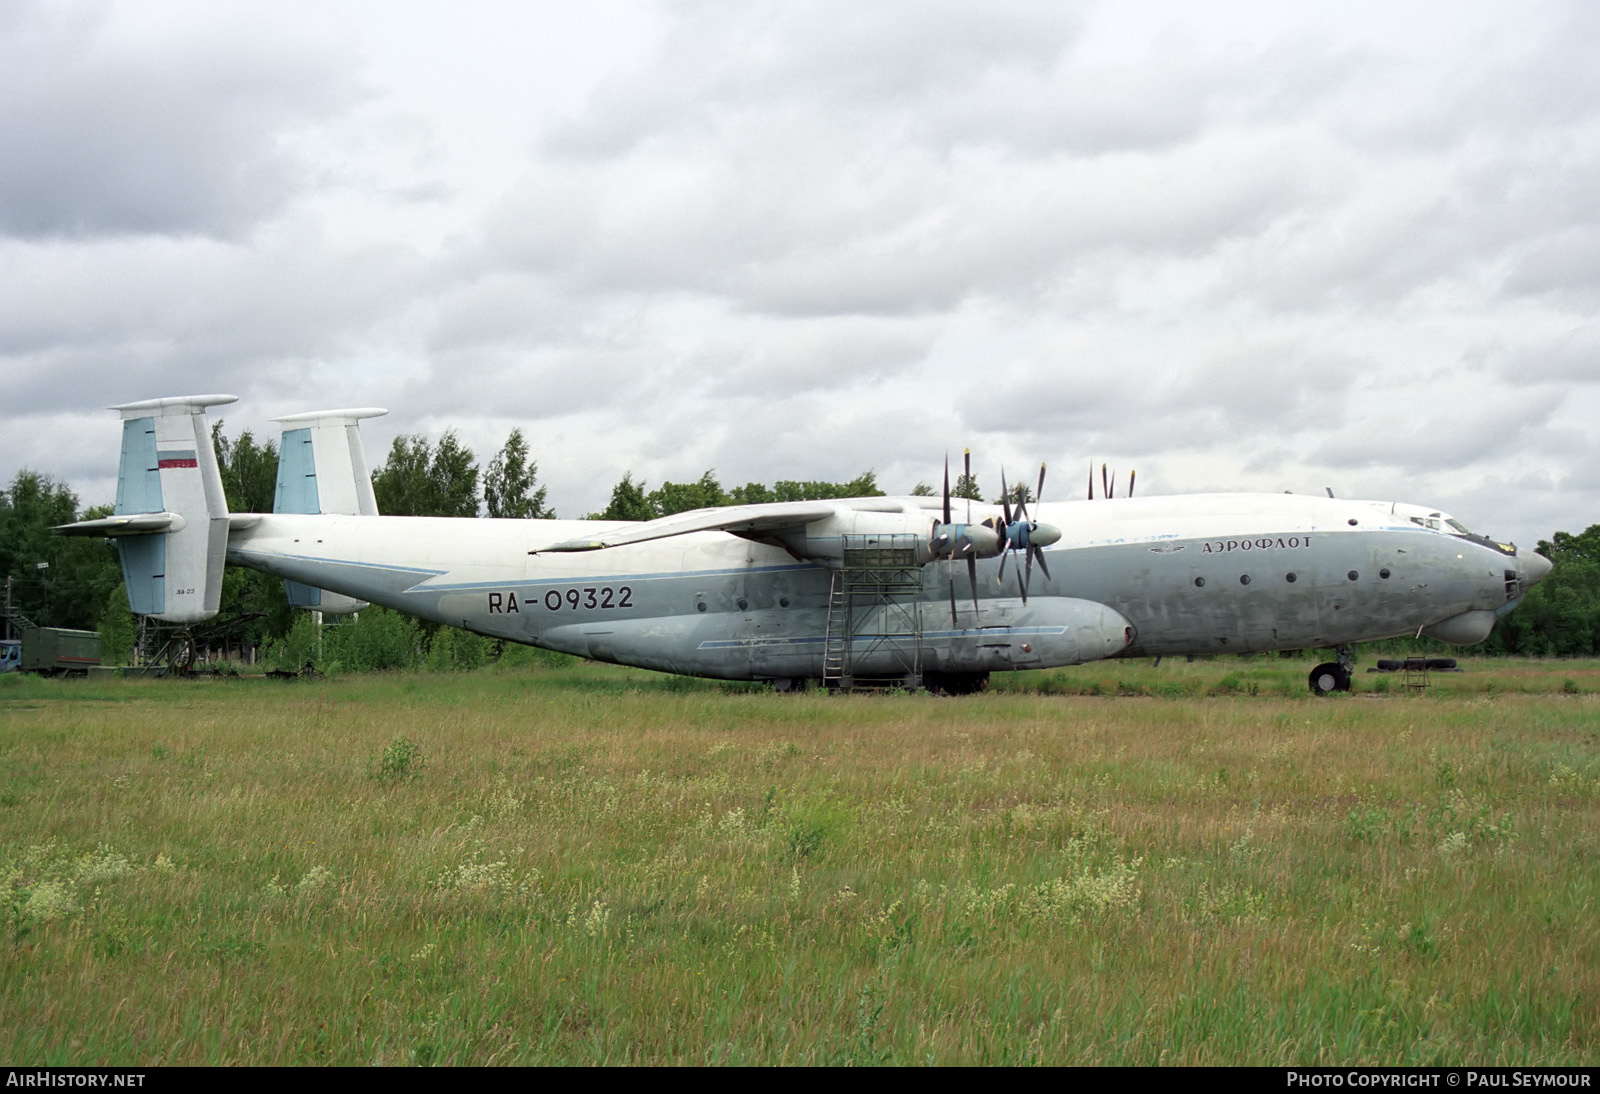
(1308, 662, 1351, 695)
(1426, 657, 1458, 670)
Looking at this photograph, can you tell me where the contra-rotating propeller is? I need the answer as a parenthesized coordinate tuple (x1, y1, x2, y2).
(928, 451, 995, 626)
(986, 463, 1058, 604)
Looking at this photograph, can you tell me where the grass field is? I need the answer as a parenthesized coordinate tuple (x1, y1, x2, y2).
(1, 657, 1597, 1065)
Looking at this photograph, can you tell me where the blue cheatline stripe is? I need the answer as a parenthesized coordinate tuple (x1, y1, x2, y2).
(696, 626, 1070, 650)
(424, 562, 819, 591)
(273, 428, 320, 514)
(115, 417, 162, 515)
(228, 551, 818, 590)
(227, 550, 446, 578)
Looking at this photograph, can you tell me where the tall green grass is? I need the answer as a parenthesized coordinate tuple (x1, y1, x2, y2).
(0, 659, 1596, 1064)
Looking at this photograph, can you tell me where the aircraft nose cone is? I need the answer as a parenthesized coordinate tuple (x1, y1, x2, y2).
(1031, 522, 1062, 548)
(1520, 550, 1553, 589)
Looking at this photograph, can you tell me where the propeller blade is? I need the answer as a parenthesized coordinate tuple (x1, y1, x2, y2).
(1088, 461, 1094, 501)
(942, 455, 951, 528)
(1036, 463, 1047, 509)
(1109, 466, 1115, 500)
(964, 448, 972, 524)
(967, 555, 979, 616)
(1000, 468, 1012, 527)
(1101, 463, 1108, 500)
(1023, 541, 1034, 603)
(948, 573, 958, 628)
(1128, 469, 1136, 498)
(1032, 544, 1052, 582)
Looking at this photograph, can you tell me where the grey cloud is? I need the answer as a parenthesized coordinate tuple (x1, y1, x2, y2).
(548, 1, 1080, 159)
(0, 227, 424, 417)
(1311, 387, 1566, 473)
(483, 127, 1314, 321)
(1483, 326, 1600, 384)
(1504, 227, 1600, 303)
(0, 1, 361, 239)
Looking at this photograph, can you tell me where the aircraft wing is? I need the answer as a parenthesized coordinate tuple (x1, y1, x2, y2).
(537, 497, 919, 552)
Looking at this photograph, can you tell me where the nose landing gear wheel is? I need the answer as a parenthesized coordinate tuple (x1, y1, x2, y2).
(1308, 662, 1351, 695)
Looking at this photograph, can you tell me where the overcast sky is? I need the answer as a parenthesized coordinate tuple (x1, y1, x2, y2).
(2, 0, 1596, 546)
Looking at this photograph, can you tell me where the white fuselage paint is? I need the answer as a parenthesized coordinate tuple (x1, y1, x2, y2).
(224, 492, 1539, 680)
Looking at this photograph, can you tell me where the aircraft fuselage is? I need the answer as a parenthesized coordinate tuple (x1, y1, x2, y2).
(225, 492, 1541, 682)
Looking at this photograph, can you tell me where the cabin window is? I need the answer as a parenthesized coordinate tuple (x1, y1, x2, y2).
(1239, 575, 1251, 585)
(1194, 577, 1205, 588)
(1285, 572, 1297, 583)
(1347, 570, 1359, 581)
(1379, 568, 1391, 579)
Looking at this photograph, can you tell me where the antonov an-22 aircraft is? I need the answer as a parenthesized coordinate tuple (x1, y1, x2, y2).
(58, 395, 1552, 695)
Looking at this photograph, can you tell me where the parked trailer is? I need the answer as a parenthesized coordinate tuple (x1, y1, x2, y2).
(0, 628, 102, 675)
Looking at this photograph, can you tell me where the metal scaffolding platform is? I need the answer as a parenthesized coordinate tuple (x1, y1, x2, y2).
(823, 534, 924, 691)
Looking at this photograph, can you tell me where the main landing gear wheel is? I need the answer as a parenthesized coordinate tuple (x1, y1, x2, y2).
(163, 631, 196, 675)
(1308, 662, 1351, 695)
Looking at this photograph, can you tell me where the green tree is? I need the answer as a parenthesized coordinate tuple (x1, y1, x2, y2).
(425, 625, 495, 671)
(97, 583, 136, 666)
(728, 482, 777, 505)
(597, 469, 885, 518)
(649, 472, 729, 516)
(205, 424, 292, 649)
(1488, 525, 1600, 656)
(594, 473, 654, 521)
(373, 431, 480, 517)
(951, 472, 981, 502)
(211, 421, 278, 513)
(1, 471, 120, 630)
(993, 481, 1034, 508)
(483, 428, 551, 519)
(323, 607, 422, 672)
(771, 472, 884, 501)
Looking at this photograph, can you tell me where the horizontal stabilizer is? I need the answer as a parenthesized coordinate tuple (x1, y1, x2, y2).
(55, 512, 186, 537)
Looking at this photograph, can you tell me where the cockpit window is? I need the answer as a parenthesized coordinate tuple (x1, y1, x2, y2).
(1409, 516, 1442, 531)
(1446, 518, 1471, 534)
